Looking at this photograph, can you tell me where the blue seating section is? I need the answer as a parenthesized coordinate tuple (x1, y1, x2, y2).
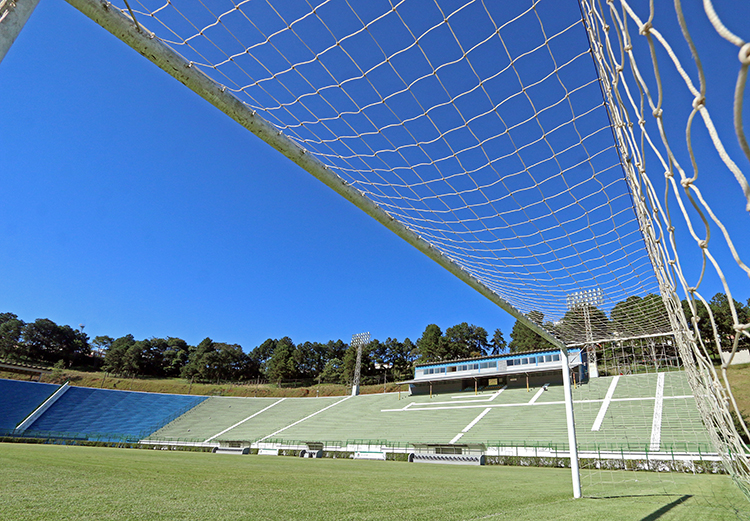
(26, 387, 207, 441)
(0, 378, 58, 433)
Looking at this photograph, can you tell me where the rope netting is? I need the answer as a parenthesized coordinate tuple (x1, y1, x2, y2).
(64, 0, 748, 498)
(115, 0, 672, 343)
(579, 0, 750, 497)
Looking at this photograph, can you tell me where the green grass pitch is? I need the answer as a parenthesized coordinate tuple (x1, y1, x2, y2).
(1, 443, 748, 520)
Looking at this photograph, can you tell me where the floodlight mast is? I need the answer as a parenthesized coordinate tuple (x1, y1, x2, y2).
(567, 289, 604, 379)
(54, 0, 582, 498)
(350, 332, 369, 396)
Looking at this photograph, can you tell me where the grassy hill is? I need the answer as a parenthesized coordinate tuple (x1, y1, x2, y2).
(0, 368, 405, 398)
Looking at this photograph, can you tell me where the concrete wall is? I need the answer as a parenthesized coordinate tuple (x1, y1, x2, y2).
(720, 350, 750, 365)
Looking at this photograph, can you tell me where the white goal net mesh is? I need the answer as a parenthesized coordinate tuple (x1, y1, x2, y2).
(128, 0, 671, 342)
(43, 0, 750, 498)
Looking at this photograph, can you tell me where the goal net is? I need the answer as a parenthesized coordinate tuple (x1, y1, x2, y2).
(5, 0, 748, 502)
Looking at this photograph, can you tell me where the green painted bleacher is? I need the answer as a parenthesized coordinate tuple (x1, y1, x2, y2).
(274, 394, 481, 444)
(146, 371, 713, 453)
(215, 396, 343, 441)
(148, 396, 284, 442)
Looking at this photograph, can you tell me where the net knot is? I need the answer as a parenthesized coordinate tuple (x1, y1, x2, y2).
(681, 178, 693, 188)
(639, 21, 652, 36)
(653, 108, 663, 118)
(740, 43, 750, 66)
(624, 44, 633, 53)
(692, 95, 705, 109)
(698, 239, 708, 249)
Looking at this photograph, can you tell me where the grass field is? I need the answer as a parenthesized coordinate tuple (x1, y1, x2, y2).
(1, 443, 748, 520)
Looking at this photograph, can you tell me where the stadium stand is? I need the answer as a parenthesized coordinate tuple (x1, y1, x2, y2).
(3, 371, 712, 466)
(146, 372, 712, 460)
(0, 378, 58, 433)
(23, 386, 207, 441)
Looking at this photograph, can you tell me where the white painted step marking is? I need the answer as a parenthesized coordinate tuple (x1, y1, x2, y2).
(205, 398, 286, 442)
(449, 407, 492, 444)
(259, 396, 351, 441)
(650, 372, 666, 451)
(591, 375, 620, 432)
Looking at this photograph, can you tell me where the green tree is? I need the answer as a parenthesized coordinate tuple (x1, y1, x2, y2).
(103, 334, 136, 375)
(0, 313, 25, 361)
(444, 322, 488, 359)
(265, 337, 297, 384)
(490, 329, 507, 354)
(379, 337, 416, 381)
(184, 339, 223, 381)
(91, 335, 114, 358)
(22, 318, 89, 366)
(319, 357, 343, 384)
(508, 313, 556, 352)
(249, 338, 276, 374)
(162, 337, 190, 377)
(683, 293, 750, 357)
(611, 295, 670, 338)
(559, 305, 610, 345)
(416, 324, 445, 362)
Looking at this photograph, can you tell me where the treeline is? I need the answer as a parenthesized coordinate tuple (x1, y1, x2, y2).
(0, 313, 90, 368)
(1, 292, 744, 383)
(0, 312, 510, 384)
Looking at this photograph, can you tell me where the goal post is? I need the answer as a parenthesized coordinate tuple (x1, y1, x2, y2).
(56, 0, 587, 495)
(0, 0, 42, 63)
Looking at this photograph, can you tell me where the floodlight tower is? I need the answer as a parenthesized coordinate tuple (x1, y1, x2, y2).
(350, 332, 370, 396)
(567, 289, 603, 378)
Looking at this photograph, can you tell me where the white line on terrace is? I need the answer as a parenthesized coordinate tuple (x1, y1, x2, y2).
(462, 407, 492, 432)
(449, 407, 492, 444)
(488, 385, 508, 401)
(527, 384, 549, 405)
(449, 432, 465, 444)
(204, 398, 286, 442)
(380, 394, 693, 413)
(591, 375, 620, 432)
(259, 396, 351, 441)
(650, 373, 666, 451)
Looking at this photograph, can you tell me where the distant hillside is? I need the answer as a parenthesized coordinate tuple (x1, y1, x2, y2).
(0, 368, 406, 398)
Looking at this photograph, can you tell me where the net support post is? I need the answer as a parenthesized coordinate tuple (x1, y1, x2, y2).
(562, 349, 582, 498)
(0, 0, 43, 64)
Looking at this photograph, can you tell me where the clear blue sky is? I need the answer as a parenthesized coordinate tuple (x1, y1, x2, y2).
(0, 0, 747, 352)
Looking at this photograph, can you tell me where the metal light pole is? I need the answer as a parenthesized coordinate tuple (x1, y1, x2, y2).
(350, 332, 369, 396)
(567, 289, 603, 378)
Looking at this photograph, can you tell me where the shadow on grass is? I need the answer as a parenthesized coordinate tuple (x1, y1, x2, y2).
(640, 495, 691, 520)
(587, 493, 694, 520)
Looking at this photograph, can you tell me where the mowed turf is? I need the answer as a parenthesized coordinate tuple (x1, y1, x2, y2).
(1, 443, 748, 520)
